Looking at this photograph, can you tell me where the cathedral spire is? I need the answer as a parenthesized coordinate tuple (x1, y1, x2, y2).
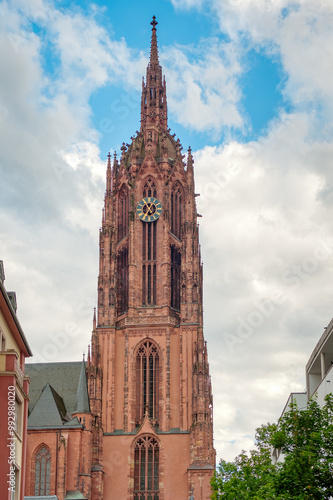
(149, 15, 159, 69)
(141, 16, 168, 132)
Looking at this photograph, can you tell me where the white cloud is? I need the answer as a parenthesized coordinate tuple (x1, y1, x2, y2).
(169, 0, 206, 9)
(212, 0, 333, 116)
(193, 110, 333, 460)
(163, 39, 244, 132)
(169, 0, 333, 134)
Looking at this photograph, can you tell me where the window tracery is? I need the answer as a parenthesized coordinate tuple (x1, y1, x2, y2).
(135, 339, 159, 424)
(34, 445, 51, 496)
(133, 435, 159, 500)
(143, 178, 157, 198)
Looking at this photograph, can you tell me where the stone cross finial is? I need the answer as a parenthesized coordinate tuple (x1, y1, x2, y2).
(151, 15, 158, 29)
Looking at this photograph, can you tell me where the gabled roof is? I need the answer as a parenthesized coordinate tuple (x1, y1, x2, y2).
(28, 383, 67, 427)
(26, 361, 90, 429)
(26, 362, 83, 414)
(136, 410, 157, 437)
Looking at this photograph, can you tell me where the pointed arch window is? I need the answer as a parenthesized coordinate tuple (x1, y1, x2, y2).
(171, 183, 183, 240)
(143, 178, 157, 198)
(34, 445, 51, 496)
(135, 339, 159, 424)
(134, 436, 159, 500)
(118, 186, 129, 242)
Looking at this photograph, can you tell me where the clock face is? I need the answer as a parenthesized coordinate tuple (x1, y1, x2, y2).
(136, 197, 162, 222)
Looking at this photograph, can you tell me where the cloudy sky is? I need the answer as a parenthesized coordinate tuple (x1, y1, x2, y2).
(1, 0, 333, 462)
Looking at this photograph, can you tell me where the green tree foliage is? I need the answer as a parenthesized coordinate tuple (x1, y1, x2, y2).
(211, 394, 333, 499)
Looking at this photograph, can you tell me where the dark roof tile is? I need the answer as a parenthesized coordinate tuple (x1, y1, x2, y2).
(26, 362, 83, 415)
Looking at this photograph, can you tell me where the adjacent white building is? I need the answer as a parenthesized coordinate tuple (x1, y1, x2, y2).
(271, 392, 307, 463)
(272, 317, 333, 464)
(306, 316, 333, 405)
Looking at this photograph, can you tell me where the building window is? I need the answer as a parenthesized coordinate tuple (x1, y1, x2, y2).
(117, 247, 129, 314)
(135, 340, 159, 424)
(171, 246, 181, 310)
(118, 186, 129, 242)
(34, 445, 51, 496)
(0, 328, 5, 350)
(9, 466, 20, 500)
(134, 436, 159, 500)
(170, 184, 183, 239)
(14, 397, 22, 437)
(143, 178, 157, 198)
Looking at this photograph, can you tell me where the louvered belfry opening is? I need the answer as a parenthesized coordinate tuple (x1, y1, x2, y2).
(117, 246, 129, 314)
(133, 435, 159, 500)
(135, 339, 159, 424)
(171, 184, 182, 240)
(170, 246, 181, 310)
(142, 178, 157, 306)
(118, 187, 129, 242)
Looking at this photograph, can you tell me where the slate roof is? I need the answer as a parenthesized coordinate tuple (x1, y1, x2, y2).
(26, 362, 82, 414)
(74, 360, 90, 414)
(26, 361, 90, 429)
(28, 383, 67, 427)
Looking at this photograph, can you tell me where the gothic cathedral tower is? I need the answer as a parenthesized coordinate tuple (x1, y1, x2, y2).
(88, 17, 215, 500)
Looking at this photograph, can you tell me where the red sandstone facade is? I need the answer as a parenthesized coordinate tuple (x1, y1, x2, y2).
(25, 411, 93, 498)
(0, 262, 32, 500)
(88, 17, 215, 499)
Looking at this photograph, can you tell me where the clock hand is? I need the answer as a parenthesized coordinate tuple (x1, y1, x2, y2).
(147, 203, 154, 215)
(142, 199, 149, 214)
(143, 199, 155, 216)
